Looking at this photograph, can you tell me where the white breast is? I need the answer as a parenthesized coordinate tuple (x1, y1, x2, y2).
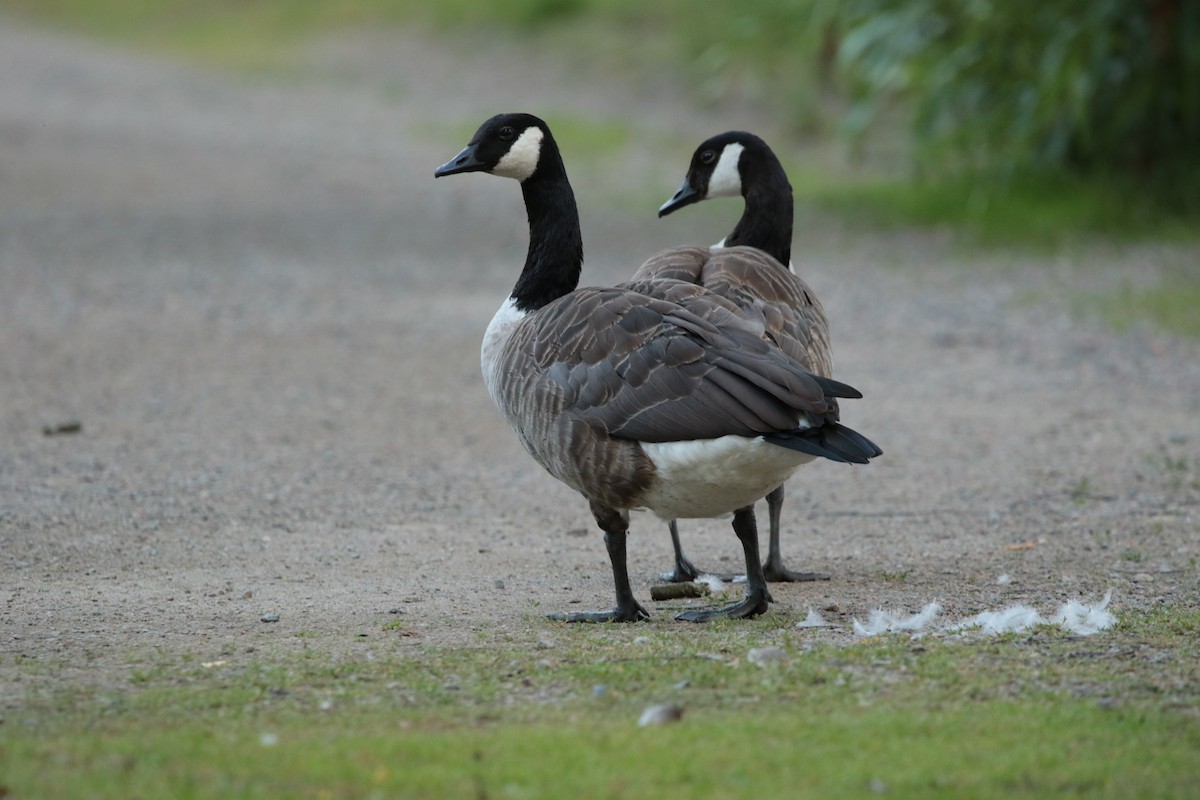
(481, 297, 526, 411)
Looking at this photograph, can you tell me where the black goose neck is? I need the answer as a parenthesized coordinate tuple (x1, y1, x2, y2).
(510, 154, 584, 313)
(722, 158, 794, 267)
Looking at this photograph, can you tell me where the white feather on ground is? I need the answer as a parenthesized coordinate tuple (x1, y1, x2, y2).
(794, 608, 833, 628)
(949, 604, 1042, 634)
(1053, 590, 1117, 635)
(694, 574, 729, 593)
(852, 602, 943, 636)
(846, 592, 1116, 637)
(949, 590, 1116, 636)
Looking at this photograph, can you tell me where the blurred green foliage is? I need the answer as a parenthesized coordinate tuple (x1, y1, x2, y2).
(827, 1, 1200, 198)
(6, 0, 1199, 222)
(11, 2, 1198, 176)
(635, 0, 1200, 208)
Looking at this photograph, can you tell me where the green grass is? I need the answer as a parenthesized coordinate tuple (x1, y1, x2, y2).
(1072, 269, 1200, 339)
(7, 702, 1196, 798)
(792, 166, 1200, 248)
(5, 609, 1200, 798)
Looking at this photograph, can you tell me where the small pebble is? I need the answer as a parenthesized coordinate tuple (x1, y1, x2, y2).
(747, 646, 787, 667)
(261, 613, 280, 623)
(638, 703, 684, 727)
(42, 421, 82, 436)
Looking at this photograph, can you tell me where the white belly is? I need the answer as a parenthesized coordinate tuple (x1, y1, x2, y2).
(638, 435, 813, 520)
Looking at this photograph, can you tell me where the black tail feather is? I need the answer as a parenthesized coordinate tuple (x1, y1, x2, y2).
(832, 424, 883, 459)
(764, 422, 881, 464)
(809, 374, 863, 400)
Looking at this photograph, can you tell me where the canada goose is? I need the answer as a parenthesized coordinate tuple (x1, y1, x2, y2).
(434, 113, 879, 622)
(645, 130, 839, 584)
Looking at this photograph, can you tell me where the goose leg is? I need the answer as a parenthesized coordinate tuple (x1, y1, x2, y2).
(676, 506, 773, 622)
(549, 504, 650, 623)
(659, 520, 735, 583)
(761, 485, 831, 583)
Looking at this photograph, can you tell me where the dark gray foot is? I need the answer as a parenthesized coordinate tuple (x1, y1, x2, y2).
(760, 485, 829, 582)
(763, 560, 831, 583)
(659, 555, 703, 583)
(548, 601, 650, 623)
(675, 590, 770, 622)
(561, 513, 650, 623)
(676, 506, 773, 622)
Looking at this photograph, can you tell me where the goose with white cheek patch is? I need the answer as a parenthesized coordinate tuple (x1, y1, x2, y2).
(642, 130, 868, 584)
(434, 113, 880, 622)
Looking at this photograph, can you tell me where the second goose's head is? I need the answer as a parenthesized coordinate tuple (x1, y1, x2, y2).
(658, 131, 784, 217)
(434, 113, 560, 183)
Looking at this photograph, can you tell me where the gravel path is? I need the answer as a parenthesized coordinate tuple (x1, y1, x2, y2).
(2, 20, 1197, 703)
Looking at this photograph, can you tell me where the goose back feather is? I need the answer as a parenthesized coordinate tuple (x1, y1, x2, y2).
(631, 244, 831, 376)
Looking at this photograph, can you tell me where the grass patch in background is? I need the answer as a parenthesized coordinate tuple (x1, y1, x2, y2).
(4, 608, 1200, 797)
(799, 169, 1200, 248)
(6, 0, 1200, 242)
(1072, 265, 1200, 339)
(0, 0, 613, 67)
(6, 0, 1200, 338)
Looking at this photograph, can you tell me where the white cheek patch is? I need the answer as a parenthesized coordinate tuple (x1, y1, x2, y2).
(493, 127, 544, 181)
(706, 142, 744, 198)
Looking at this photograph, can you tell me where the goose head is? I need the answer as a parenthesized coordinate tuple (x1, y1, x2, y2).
(433, 112, 582, 313)
(434, 112, 557, 183)
(658, 130, 794, 266)
(659, 131, 785, 217)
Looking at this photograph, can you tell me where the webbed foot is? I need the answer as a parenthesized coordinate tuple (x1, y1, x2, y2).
(676, 506, 773, 622)
(549, 601, 650, 623)
(674, 589, 770, 622)
(763, 562, 831, 583)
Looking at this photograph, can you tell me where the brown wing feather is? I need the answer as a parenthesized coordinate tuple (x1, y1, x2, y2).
(533, 286, 834, 437)
(493, 283, 838, 509)
(631, 245, 832, 377)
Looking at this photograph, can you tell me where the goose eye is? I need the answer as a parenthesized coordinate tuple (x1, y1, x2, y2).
(700, 149, 716, 165)
(499, 126, 517, 141)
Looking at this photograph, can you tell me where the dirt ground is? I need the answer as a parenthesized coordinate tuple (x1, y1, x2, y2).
(2, 20, 1197, 705)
